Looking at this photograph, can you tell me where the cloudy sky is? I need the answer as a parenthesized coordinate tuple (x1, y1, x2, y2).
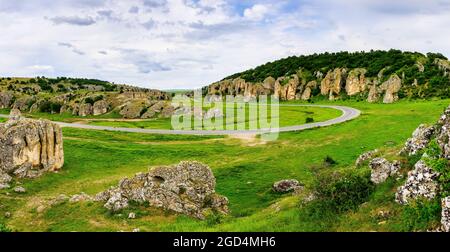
(1, 0, 450, 89)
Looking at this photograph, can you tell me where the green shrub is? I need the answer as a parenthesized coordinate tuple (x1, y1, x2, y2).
(323, 156, 337, 166)
(0, 223, 11, 232)
(401, 198, 441, 231)
(305, 117, 314, 123)
(39, 101, 62, 113)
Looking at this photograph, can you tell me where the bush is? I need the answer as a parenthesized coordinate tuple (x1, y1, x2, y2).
(323, 156, 337, 166)
(0, 223, 11, 232)
(299, 171, 375, 228)
(39, 101, 62, 113)
(305, 117, 314, 123)
(401, 198, 441, 231)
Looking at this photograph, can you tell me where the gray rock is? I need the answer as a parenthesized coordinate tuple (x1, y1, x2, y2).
(0, 110, 64, 179)
(355, 149, 379, 167)
(13, 186, 26, 193)
(395, 160, 440, 205)
(96, 161, 229, 219)
(442, 196, 450, 232)
(93, 100, 109, 116)
(69, 192, 94, 203)
(272, 179, 304, 193)
(128, 212, 136, 219)
(0, 173, 12, 189)
(401, 124, 435, 156)
(369, 158, 401, 184)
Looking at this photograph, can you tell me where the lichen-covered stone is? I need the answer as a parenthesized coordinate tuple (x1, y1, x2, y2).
(401, 124, 435, 156)
(395, 160, 440, 205)
(95, 161, 229, 219)
(369, 158, 400, 184)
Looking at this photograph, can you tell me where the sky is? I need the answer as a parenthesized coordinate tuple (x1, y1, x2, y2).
(1, 0, 450, 90)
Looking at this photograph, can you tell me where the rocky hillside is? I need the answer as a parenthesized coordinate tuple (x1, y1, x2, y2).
(0, 77, 174, 119)
(206, 50, 450, 103)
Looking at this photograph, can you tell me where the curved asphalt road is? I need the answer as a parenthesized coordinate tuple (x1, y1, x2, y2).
(0, 105, 360, 136)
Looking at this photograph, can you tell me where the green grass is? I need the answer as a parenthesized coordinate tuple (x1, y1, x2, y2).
(0, 99, 449, 232)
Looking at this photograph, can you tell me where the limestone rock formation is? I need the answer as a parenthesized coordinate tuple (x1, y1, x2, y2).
(93, 100, 109, 116)
(95, 161, 229, 219)
(0, 110, 64, 184)
(379, 74, 402, 103)
(300, 81, 317, 100)
(369, 158, 401, 184)
(0, 92, 13, 109)
(355, 149, 379, 167)
(321, 68, 346, 100)
(395, 160, 440, 205)
(119, 101, 145, 119)
(345, 68, 367, 96)
(272, 179, 304, 193)
(436, 105, 450, 159)
(442, 196, 450, 232)
(367, 81, 380, 103)
(401, 124, 435, 156)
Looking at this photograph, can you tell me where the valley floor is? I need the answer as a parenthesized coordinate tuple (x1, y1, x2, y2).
(1, 99, 449, 232)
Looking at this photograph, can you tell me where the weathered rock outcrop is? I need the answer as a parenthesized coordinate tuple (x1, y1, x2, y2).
(95, 161, 229, 219)
(0, 110, 64, 186)
(272, 179, 304, 193)
(119, 101, 146, 119)
(0, 92, 13, 109)
(442, 197, 450, 232)
(379, 74, 402, 103)
(369, 158, 401, 184)
(401, 124, 435, 156)
(395, 160, 440, 205)
(321, 68, 346, 100)
(93, 100, 109, 116)
(345, 68, 367, 96)
(300, 81, 317, 100)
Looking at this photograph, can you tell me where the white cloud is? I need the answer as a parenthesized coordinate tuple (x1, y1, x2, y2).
(0, 0, 450, 90)
(243, 4, 269, 21)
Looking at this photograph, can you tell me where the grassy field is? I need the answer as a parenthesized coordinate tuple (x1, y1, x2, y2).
(0, 99, 449, 232)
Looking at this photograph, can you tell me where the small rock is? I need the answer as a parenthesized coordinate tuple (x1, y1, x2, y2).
(69, 192, 94, 203)
(4, 212, 11, 218)
(36, 205, 47, 213)
(401, 124, 435, 156)
(132, 228, 140, 232)
(13, 186, 26, 193)
(272, 179, 304, 193)
(49, 194, 69, 206)
(128, 212, 136, 219)
(355, 149, 378, 167)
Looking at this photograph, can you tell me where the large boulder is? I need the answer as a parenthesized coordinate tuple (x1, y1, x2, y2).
(272, 179, 304, 193)
(78, 103, 93, 117)
(0, 110, 64, 182)
(369, 158, 400, 184)
(0, 92, 14, 109)
(321, 68, 346, 100)
(95, 161, 229, 219)
(93, 100, 109, 116)
(395, 160, 440, 205)
(401, 124, 435, 156)
(442, 197, 450, 232)
(119, 101, 145, 119)
(345, 68, 367, 96)
(379, 74, 402, 104)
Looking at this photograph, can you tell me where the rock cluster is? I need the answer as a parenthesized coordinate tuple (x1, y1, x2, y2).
(272, 179, 304, 193)
(0, 110, 64, 188)
(401, 124, 435, 156)
(355, 149, 379, 167)
(442, 197, 450, 232)
(395, 160, 440, 205)
(369, 158, 401, 184)
(95, 161, 229, 219)
(207, 68, 403, 103)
